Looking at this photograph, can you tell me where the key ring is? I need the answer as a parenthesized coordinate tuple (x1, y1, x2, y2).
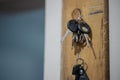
(72, 8, 91, 34)
(76, 57, 84, 65)
(72, 8, 83, 21)
(83, 62, 88, 71)
(76, 58, 88, 71)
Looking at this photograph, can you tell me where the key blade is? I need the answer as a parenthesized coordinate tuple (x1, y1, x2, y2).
(90, 45, 96, 59)
(84, 34, 90, 47)
(61, 29, 71, 43)
(75, 33, 78, 42)
(84, 34, 96, 59)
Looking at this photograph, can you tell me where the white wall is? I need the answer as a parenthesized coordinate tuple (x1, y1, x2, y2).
(109, 0, 120, 80)
(44, 0, 62, 80)
(45, 0, 120, 80)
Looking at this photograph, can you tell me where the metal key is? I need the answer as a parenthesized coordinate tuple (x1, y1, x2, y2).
(68, 19, 79, 42)
(61, 29, 71, 43)
(79, 33, 85, 44)
(72, 33, 79, 42)
(78, 22, 91, 34)
(84, 34, 90, 47)
(84, 34, 96, 59)
(62, 19, 79, 43)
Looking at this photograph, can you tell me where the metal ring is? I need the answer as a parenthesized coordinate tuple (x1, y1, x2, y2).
(76, 58, 84, 65)
(76, 57, 88, 71)
(83, 62, 88, 71)
(72, 8, 82, 20)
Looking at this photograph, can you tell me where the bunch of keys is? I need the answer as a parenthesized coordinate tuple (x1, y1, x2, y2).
(62, 8, 96, 59)
(72, 58, 89, 80)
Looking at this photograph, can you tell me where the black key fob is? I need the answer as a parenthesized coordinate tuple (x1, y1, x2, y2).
(72, 64, 89, 80)
(67, 19, 78, 33)
(72, 64, 80, 75)
(77, 65, 89, 80)
(78, 22, 91, 34)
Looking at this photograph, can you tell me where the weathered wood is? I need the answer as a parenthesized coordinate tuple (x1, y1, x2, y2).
(61, 0, 109, 80)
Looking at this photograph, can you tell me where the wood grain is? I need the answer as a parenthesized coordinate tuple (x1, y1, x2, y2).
(61, 0, 109, 80)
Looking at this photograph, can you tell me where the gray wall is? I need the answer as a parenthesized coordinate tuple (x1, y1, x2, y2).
(0, 9, 44, 80)
(109, 0, 120, 80)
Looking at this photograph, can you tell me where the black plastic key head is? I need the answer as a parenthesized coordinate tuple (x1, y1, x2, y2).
(67, 19, 78, 33)
(72, 64, 81, 75)
(78, 22, 91, 34)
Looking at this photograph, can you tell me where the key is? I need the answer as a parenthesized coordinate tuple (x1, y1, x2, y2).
(84, 34, 96, 59)
(79, 33, 85, 44)
(72, 33, 79, 42)
(62, 19, 79, 43)
(67, 19, 79, 48)
(61, 30, 71, 43)
(72, 58, 84, 75)
(74, 65, 89, 80)
(67, 19, 79, 33)
(72, 60, 89, 80)
(84, 34, 90, 47)
(78, 22, 91, 44)
(78, 22, 91, 34)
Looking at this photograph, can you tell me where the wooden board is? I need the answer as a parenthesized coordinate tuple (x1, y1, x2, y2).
(61, 0, 109, 80)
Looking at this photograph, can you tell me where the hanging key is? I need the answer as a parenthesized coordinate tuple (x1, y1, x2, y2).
(79, 33, 85, 44)
(61, 29, 71, 43)
(67, 19, 79, 33)
(78, 22, 91, 34)
(78, 22, 91, 44)
(67, 19, 79, 42)
(78, 22, 96, 59)
(72, 58, 84, 75)
(84, 33, 96, 59)
(62, 19, 79, 43)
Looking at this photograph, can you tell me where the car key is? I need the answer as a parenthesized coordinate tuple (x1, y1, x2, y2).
(67, 19, 79, 42)
(72, 58, 89, 80)
(62, 19, 79, 43)
(78, 22, 91, 34)
(84, 34, 96, 59)
(67, 19, 79, 33)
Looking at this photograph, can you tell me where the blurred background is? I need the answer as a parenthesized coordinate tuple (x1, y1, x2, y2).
(0, 0, 120, 80)
(0, 0, 45, 80)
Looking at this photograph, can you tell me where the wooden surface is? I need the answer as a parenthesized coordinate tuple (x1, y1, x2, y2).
(61, 0, 109, 80)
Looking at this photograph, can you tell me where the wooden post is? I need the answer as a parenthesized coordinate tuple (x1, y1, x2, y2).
(61, 0, 109, 80)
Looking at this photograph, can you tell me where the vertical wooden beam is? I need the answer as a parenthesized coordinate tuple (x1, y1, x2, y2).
(61, 0, 109, 80)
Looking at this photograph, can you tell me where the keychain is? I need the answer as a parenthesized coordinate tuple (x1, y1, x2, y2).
(62, 8, 96, 59)
(72, 58, 89, 80)
(62, 8, 97, 80)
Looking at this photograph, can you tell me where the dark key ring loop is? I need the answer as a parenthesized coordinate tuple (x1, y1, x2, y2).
(78, 22, 91, 34)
